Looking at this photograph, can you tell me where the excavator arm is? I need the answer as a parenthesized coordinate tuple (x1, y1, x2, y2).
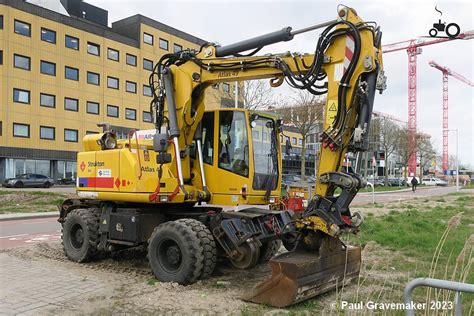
(149, 5, 386, 307)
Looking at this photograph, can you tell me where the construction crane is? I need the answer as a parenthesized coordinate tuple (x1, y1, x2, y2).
(429, 60, 474, 173)
(382, 31, 473, 176)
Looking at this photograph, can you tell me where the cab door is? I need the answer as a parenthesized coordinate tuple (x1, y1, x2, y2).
(202, 110, 252, 205)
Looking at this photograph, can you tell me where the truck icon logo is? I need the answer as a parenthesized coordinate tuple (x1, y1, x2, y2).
(429, 6, 460, 38)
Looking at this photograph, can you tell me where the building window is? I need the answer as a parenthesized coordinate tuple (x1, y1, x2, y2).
(87, 42, 100, 56)
(298, 138, 303, 146)
(14, 20, 31, 37)
(87, 71, 100, 85)
(40, 93, 55, 108)
(143, 85, 152, 97)
(65, 66, 79, 81)
(13, 123, 30, 138)
(40, 126, 55, 140)
(143, 111, 152, 123)
(64, 129, 78, 142)
(173, 43, 182, 52)
(126, 81, 137, 93)
(0, 15, 3, 29)
(143, 58, 153, 71)
(65, 35, 79, 50)
(65, 97, 78, 111)
(159, 38, 169, 50)
(41, 28, 56, 44)
(107, 105, 119, 118)
(126, 53, 137, 66)
(13, 54, 30, 70)
(86, 131, 99, 135)
(223, 83, 230, 93)
(13, 88, 30, 104)
(86, 101, 100, 115)
(107, 76, 119, 89)
(292, 137, 297, 145)
(125, 108, 136, 120)
(107, 48, 119, 61)
(40, 60, 56, 76)
(143, 32, 154, 45)
(0, 51, 3, 65)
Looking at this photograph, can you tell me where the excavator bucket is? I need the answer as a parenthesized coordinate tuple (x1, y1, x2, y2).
(242, 243, 361, 308)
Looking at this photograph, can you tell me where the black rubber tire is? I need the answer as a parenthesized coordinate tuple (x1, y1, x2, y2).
(148, 220, 204, 285)
(62, 208, 100, 262)
(14, 182, 23, 188)
(258, 239, 282, 263)
(43, 182, 52, 188)
(446, 23, 460, 38)
(429, 28, 438, 37)
(176, 218, 216, 280)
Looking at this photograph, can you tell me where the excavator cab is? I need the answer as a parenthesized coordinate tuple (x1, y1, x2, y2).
(202, 109, 281, 205)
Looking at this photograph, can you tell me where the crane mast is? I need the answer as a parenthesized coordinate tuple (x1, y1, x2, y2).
(429, 60, 474, 173)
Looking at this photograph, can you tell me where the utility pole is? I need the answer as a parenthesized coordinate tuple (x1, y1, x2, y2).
(234, 82, 239, 108)
(448, 129, 459, 191)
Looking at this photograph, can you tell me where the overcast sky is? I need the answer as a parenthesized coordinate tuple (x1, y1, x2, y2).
(89, 0, 473, 167)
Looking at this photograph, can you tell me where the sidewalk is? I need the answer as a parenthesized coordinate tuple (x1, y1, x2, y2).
(0, 211, 57, 222)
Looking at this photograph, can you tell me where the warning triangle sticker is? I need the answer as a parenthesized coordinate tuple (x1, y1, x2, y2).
(328, 102, 337, 111)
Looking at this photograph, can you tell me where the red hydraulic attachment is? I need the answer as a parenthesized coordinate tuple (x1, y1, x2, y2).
(429, 60, 474, 172)
(382, 31, 473, 176)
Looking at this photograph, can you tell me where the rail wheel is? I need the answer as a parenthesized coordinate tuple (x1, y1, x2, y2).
(229, 241, 260, 269)
(258, 239, 282, 263)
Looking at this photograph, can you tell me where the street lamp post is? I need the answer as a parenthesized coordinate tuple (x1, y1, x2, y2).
(447, 129, 459, 191)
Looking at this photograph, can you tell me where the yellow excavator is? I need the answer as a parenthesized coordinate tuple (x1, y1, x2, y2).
(58, 6, 385, 307)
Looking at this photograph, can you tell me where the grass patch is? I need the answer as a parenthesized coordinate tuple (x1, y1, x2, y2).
(146, 278, 159, 286)
(0, 191, 69, 214)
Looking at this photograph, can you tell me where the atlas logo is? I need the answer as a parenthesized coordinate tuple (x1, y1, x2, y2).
(80, 161, 86, 172)
(428, 6, 460, 38)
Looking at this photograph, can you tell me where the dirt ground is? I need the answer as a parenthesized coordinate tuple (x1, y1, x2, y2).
(1, 192, 472, 314)
(2, 239, 411, 315)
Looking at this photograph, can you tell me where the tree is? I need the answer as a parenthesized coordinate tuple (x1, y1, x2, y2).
(370, 117, 400, 185)
(211, 79, 274, 110)
(242, 80, 275, 110)
(396, 127, 420, 181)
(279, 91, 325, 181)
(417, 134, 436, 182)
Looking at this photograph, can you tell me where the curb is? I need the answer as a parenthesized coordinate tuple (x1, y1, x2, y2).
(358, 186, 432, 195)
(0, 212, 58, 222)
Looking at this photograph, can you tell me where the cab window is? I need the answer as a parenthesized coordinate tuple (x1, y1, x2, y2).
(218, 111, 249, 177)
(201, 112, 214, 165)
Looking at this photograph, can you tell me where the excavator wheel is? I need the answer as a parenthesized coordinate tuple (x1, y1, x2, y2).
(175, 218, 217, 280)
(62, 208, 101, 262)
(258, 240, 282, 263)
(148, 219, 205, 285)
(228, 241, 260, 269)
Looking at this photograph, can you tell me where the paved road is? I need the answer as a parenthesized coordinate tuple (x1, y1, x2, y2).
(0, 217, 61, 249)
(352, 186, 459, 205)
(0, 186, 467, 250)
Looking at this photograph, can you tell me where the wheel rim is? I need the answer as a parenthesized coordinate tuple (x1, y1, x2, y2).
(229, 242, 260, 269)
(158, 239, 183, 273)
(70, 223, 84, 249)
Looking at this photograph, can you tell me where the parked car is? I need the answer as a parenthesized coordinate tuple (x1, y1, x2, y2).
(434, 178, 448, 186)
(57, 177, 76, 185)
(422, 178, 448, 186)
(422, 178, 437, 186)
(2, 174, 54, 188)
(387, 178, 406, 186)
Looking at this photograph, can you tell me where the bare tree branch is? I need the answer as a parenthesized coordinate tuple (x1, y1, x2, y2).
(278, 91, 325, 180)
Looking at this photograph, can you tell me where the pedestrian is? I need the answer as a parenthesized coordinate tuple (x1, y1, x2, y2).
(411, 176, 418, 193)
